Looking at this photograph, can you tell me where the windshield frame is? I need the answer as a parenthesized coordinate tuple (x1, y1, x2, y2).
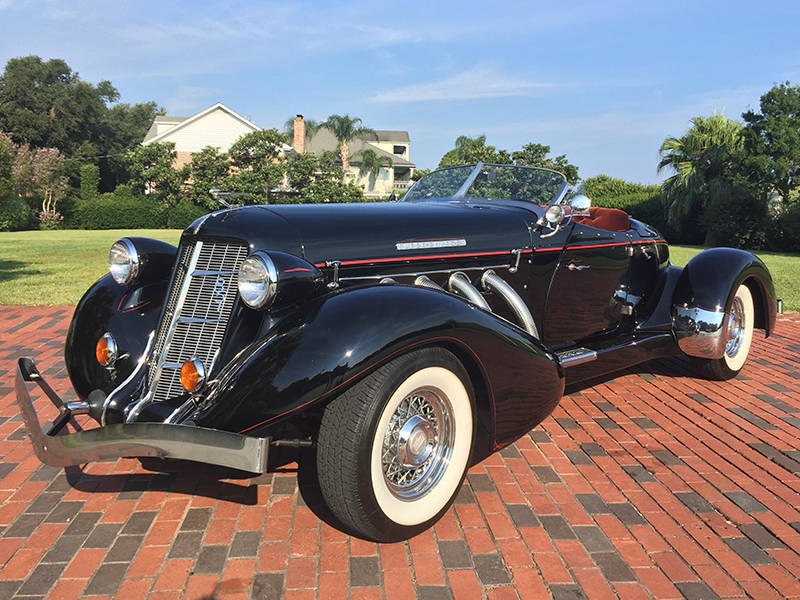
(402, 163, 570, 206)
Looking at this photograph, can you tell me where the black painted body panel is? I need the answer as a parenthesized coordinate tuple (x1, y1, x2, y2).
(61, 176, 776, 453)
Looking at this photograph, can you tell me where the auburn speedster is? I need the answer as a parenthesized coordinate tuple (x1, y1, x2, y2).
(16, 163, 776, 542)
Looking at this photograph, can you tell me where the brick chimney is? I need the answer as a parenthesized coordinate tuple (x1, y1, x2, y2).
(293, 115, 306, 154)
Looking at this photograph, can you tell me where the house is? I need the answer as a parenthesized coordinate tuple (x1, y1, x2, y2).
(300, 117, 415, 196)
(142, 103, 291, 167)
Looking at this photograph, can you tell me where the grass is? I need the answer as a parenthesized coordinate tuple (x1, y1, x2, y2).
(0, 230, 182, 306)
(1, 231, 797, 311)
(670, 245, 800, 313)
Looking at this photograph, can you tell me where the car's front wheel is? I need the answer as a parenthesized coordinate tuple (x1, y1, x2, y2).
(317, 348, 474, 542)
(691, 283, 755, 380)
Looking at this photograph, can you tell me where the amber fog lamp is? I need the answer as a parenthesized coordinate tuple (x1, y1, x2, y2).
(180, 358, 206, 393)
(95, 333, 118, 366)
(109, 238, 140, 286)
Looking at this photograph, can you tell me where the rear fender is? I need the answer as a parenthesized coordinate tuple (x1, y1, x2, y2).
(671, 248, 777, 359)
(193, 285, 565, 454)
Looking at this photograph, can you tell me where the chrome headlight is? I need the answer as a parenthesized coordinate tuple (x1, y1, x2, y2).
(238, 252, 278, 309)
(109, 239, 140, 286)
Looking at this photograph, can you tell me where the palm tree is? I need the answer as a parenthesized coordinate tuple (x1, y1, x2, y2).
(322, 114, 377, 177)
(354, 148, 393, 193)
(657, 114, 744, 240)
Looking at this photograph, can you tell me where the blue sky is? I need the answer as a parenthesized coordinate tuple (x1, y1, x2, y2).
(1, 0, 799, 183)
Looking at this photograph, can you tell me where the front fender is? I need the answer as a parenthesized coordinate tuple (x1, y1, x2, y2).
(671, 248, 777, 359)
(193, 285, 565, 452)
(65, 274, 168, 402)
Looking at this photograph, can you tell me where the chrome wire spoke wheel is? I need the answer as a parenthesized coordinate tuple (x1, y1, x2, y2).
(725, 296, 745, 358)
(381, 388, 454, 500)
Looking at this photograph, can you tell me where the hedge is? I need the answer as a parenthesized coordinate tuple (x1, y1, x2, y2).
(78, 186, 168, 229)
(0, 193, 33, 231)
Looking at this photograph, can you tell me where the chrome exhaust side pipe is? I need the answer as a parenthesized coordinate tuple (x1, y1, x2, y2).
(448, 272, 490, 310)
(414, 275, 444, 291)
(481, 270, 539, 339)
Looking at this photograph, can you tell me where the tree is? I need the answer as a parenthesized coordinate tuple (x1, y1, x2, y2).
(227, 129, 289, 203)
(354, 148, 392, 192)
(512, 143, 579, 184)
(0, 133, 13, 198)
(125, 141, 188, 205)
(286, 152, 319, 191)
(438, 135, 503, 168)
(189, 146, 230, 209)
(657, 114, 744, 241)
(322, 114, 377, 177)
(0, 56, 163, 191)
(741, 82, 800, 206)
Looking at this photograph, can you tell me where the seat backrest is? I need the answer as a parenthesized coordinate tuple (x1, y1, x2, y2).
(573, 207, 630, 232)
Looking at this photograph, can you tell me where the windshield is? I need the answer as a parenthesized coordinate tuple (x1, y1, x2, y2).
(403, 163, 567, 205)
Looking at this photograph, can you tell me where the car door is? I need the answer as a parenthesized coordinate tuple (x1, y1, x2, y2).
(540, 221, 632, 347)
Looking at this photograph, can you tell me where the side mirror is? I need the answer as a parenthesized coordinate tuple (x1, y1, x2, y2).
(570, 195, 591, 216)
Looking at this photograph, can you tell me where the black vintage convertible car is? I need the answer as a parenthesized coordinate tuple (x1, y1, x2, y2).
(16, 163, 776, 542)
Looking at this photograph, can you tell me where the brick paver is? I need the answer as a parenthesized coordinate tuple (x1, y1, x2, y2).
(1, 305, 799, 599)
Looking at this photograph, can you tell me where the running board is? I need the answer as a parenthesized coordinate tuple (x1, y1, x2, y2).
(556, 347, 598, 368)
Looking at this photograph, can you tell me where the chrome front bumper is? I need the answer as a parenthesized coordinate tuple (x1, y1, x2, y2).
(14, 358, 269, 473)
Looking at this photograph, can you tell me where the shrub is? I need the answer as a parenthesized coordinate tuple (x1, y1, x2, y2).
(0, 192, 34, 231)
(583, 175, 659, 199)
(80, 164, 100, 202)
(168, 201, 209, 229)
(702, 191, 768, 250)
(766, 201, 800, 253)
(78, 186, 167, 229)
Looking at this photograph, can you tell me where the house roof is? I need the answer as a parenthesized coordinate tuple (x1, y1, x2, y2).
(374, 131, 410, 143)
(141, 103, 261, 146)
(142, 116, 188, 143)
(305, 128, 415, 168)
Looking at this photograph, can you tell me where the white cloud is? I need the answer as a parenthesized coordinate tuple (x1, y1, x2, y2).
(370, 66, 559, 104)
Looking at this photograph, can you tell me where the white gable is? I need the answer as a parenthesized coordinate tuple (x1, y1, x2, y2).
(143, 104, 260, 153)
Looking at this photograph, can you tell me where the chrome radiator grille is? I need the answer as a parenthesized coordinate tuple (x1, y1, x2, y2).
(148, 240, 249, 403)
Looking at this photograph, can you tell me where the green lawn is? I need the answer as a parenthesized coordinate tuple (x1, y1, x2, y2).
(0, 230, 182, 306)
(670, 245, 800, 313)
(1, 231, 798, 311)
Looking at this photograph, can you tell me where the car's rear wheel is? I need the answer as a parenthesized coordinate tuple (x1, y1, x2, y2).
(317, 348, 474, 542)
(691, 283, 755, 380)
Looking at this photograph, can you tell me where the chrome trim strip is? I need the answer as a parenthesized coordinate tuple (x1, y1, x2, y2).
(177, 317, 225, 324)
(673, 305, 728, 359)
(454, 162, 484, 197)
(339, 263, 513, 283)
(16, 359, 268, 473)
(148, 241, 205, 400)
(101, 330, 155, 426)
(396, 239, 466, 251)
(190, 269, 238, 277)
(552, 181, 571, 205)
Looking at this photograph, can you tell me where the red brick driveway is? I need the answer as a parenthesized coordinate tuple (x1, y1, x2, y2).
(1, 306, 800, 600)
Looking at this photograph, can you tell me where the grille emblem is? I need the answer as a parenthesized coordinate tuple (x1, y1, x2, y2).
(213, 276, 226, 312)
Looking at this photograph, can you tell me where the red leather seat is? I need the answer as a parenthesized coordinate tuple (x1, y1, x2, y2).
(573, 207, 630, 232)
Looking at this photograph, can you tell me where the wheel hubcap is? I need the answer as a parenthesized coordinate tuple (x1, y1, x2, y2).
(382, 388, 454, 500)
(397, 416, 435, 467)
(726, 296, 745, 358)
